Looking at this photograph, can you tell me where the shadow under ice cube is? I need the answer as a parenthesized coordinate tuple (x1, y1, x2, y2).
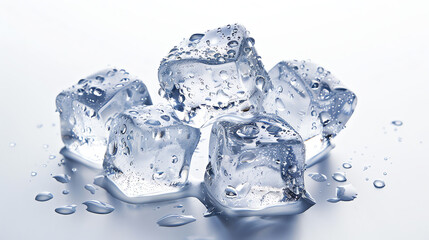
(103, 104, 200, 202)
(264, 60, 357, 165)
(56, 68, 152, 168)
(158, 24, 270, 127)
(203, 114, 314, 216)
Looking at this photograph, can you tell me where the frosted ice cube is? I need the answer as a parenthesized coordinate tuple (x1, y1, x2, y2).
(263, 61, 357, 165)
(56, 68, 152, 167)
(103, 104, 200, 200)
(158, 24, 270, 127)
(203, 114, 314, 216)
(264, 60, 357, 140)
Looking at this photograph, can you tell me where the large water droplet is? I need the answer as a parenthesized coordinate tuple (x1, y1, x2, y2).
(35, 192, 53, 202)
(308, 173, 327, 182)
(53, 174, 71, 183)
(342, 163, 352, 169)
(157, 214, 196, 227)
(227, 40, 239, 48)
(145, 120, 161, 126)
(327, 184, 358, 203)
(55, 205, 77, 215)
(82, 200, 115, 214)
(236, 125, 259, 139)
(275, 98, 285, 111)
(391, 120, 403, 126)
(332, 172, 347, 182)
(225, 185, 238, 198)
(84, 184, 96, 194)
(373, 180, 385, 189)
(189, 33, 204, 42)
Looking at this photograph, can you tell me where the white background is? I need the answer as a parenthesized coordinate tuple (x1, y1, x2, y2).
(0, 0, 428, 239)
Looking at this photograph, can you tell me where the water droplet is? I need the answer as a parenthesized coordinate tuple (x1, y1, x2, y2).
(84, 184, 96, 194)
(255, 76, 265, 91)
(71, 168, 77, 173)
(342, 163, 352, 169)
(308, 173, 327, 182)
(239, 152, 256, 163)
(49, 155, 56, 160)
(145, 120, 161, 126)
(35, 192, 53, 202)
(225, 185, 238, 198)
(55, 205, 77, 215)
(288, 164, 298, 174)
(373, 180, 385, 189)
(172, 155, 178, 164)
(43, 144, 49, 149)
(219, 70, 228, 80)
(62, 190, 70, 195)
(189, 33, 204, 42)
(82, 200, 115, 214)
(92, 88, 104, 97)
(391, 120, 403, 126)
(161, 115, 170, 121)
(227, 40, 239, 48)
(9, 142, 16, 148)
(120, 124, 127, 134)
(275, 98, 285, 111)
(383, 172, 387, 176)
(327, 184, 358, 203)
(53, 174, 71, 183)
(236, 125, 259, 139)
(317, 67, 324, 73)
(157, 214, 196, 227)
(332, 172, 347, 182)
(31, 171, 37, 177)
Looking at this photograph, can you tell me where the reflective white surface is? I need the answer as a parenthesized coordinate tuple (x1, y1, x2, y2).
(1, 0, 428, 239)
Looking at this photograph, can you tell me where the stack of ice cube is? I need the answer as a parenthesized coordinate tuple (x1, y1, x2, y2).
(56, 23, 356, 216)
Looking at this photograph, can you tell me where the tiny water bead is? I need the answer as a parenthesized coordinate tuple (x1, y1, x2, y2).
(342, 163, 352, 169)
(71, 168, 77, 173)
(84, 184, 96, 194)
(35, 192, 53, 202)
(55, 205, 77, 215)
(373, 180, 385, 189)
(49, 155, 56, 160)
(308, 173, 327, 182)
(37, 124, 43, 128)
(82, 200, 115, 214)
(31, 171, 37, 177)
(332, 172, 347, 182)
(157, 214, 196, 227)
(391, 120, 403, 126)
(43, 144, 49, 149)
(9, 142, 16, 148)
(62, 190, 70, 195)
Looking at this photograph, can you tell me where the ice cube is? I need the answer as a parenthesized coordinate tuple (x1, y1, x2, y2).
(103, 104, 200, 201)
(203, 114, 314, 216)
(158, 24, 271, 127)
(263, 61, 357, 165)
(56, 68, 152, 167)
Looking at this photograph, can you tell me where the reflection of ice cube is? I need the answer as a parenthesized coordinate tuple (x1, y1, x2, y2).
(103, 104, 200, 201)
(264, 61, 357, 164)
(203, 114, 314, 216)
(56, 69, 152, 168)
(158, 24, 270, 127)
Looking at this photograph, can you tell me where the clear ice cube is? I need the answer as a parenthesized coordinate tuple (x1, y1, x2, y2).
(103, 104, 200, 200)
(56, 68, 152, 167)
(263, 61, 357, 165)
(264, 60, 357, 140)
(203, 114, 314, 215)
(158, 24, 270, 127)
